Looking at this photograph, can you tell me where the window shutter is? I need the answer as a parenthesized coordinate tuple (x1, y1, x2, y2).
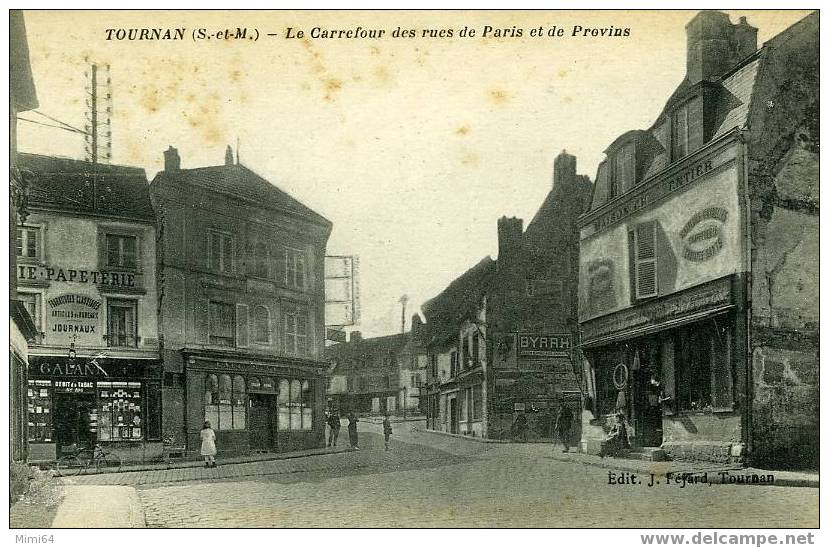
(634, 222, 658, 299)
(195, 299, 210, 344)
(236, 304, 249, 348)
(710, 327, 734, 411)
(125, 303, 136, 343)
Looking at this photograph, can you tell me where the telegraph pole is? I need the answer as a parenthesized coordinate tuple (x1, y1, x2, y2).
(399, 294, 408, 334)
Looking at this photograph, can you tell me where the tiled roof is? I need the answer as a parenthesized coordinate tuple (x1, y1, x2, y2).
(422, 256, 495, 347)
(19, 153, 155, 222)
(326, 333, 409, 363)
(152, 164, 331, 228)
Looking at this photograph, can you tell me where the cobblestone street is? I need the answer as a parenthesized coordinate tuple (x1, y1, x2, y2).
(64, 422, 819, 528)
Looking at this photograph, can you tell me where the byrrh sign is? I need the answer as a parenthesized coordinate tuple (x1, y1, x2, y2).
(518, 334, 572, 357)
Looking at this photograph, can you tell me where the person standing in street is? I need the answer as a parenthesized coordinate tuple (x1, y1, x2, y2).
(327, 409, 341, 447)
(200, 420, 217, 468)
(382, 415, 393, 451)
(554, 404, 574, 453)
(347, 412, 359, 450)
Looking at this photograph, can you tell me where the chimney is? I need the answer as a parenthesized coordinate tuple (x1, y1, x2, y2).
(685, 10, 734, 84)
(225, 145, 234, 166)
(350, 331, 362, 343)
(733, 16, 758, 60)
(163, 146, 180, 172)
(553, 149, 576, 190)
(497, 216, 523, 271)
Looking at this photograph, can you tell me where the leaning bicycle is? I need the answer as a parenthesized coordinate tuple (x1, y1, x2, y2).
(56, 444, 122, 476)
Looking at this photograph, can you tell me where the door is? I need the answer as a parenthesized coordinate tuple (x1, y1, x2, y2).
(634, 369, 663, 447)
(54, 393, 96, 456)
(449, 398, 458, 434)
(249, 394, 275, 451)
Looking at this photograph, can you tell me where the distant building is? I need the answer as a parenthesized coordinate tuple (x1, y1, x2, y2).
(10, 10, 39, 464)
(327, 319, 428, 415)
(422, 150, 591, 440)
(577, 11, 818, 467)
(16, 153, 162, 463)
(150, 147, 332, 455)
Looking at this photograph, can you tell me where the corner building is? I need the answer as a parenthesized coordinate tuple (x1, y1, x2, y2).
(16, 154, 162, 463)
(151, 147, 332, 455)
(578, 11, 818, 467)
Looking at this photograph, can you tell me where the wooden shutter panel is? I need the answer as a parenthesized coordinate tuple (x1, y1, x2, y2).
(634, 222, 658, 299)
(195, 298, 209, 344)
(710, 326, 734, 411)
(236, 304, 249, 348)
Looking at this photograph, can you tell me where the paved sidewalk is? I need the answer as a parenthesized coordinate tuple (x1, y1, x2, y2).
(51, 485, 145, 528)
(417, 428, 819, 488)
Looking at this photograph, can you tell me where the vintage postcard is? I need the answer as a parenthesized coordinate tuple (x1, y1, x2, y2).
(8, 6, 819, 535)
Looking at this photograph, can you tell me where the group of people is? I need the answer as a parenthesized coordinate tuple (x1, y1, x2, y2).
(511, 403, 631, 458)
(327, 410, 393, 451)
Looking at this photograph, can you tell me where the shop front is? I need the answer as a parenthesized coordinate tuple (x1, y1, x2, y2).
(183, 356, 326, 455)
(580, 275, 746, 462)
(26, 355, 163, 463)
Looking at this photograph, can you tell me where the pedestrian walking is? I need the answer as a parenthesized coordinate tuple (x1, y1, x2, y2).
(200, 420, 217, 468)
(347, 412, 359, 450)
(382, 415, 393, 451)
(327, 409, 341, 447)
(554, 404, 574, 453)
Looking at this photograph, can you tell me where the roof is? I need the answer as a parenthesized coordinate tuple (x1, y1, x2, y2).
(326, 333, 409, 365)
(19, 153, 155, 222)
(152, 163, 332, 229)
(421, 256, 496, 347)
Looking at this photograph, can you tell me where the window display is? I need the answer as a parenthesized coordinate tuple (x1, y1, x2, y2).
(27, 380, 53, 442)
(97, 381, 143, 441)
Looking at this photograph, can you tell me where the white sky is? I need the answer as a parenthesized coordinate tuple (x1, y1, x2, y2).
(17, 9, 811, 337)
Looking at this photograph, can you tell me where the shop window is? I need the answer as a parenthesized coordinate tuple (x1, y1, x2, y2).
(203, 374, 246, 431)
(672, 324, 733, 412)
(208, 230, 234, 274)
(105, 234, 138, 270)
(277, 378, 313, 431)
(209, 301, 235, 346)
(27, 380, 53, 442)
(252, 242, 270, 278)
(629, 221, 658, 300)
(284, 305, 308, 356)
(253, 306, 271, 344)
(473, 385, 483, 419)
(284, 248, 306, 290)
(98, 381, 143, 441)
(19, 292, 41, 329)
(16, 225, 41, 260)
(107, 299, 137, 347)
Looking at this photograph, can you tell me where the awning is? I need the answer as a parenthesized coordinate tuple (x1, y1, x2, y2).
(580, 305, 734, 348)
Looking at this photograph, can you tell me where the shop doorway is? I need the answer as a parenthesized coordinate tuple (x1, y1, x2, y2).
(249, 393, 277, 452)
(633, 360, 663, 448)
(449, 398, 458, 434)
(54, 393, 97, 455)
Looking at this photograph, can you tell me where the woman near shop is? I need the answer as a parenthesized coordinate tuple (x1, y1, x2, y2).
(598, 413, 630, 458)
(200, 420, 217, 467)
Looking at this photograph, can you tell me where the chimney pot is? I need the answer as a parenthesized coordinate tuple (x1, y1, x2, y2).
(225, 145, 234, 166)
(163, 146, 180, 172)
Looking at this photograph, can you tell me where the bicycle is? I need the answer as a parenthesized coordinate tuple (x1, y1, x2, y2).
(56, 443, 122, 476)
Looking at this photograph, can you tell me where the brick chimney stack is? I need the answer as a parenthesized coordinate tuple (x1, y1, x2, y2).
(225, 145, 234, 166)
(553, 149, 577, 190)
(686, 11, 758, 85)
(163, 146, 180, 172)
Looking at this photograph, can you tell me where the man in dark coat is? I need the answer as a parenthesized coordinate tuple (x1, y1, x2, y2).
(382, 415, 393, 451)
(347, 412, 359, 450)
(554, 404, 574, 452)
(327, 410, 341, 447)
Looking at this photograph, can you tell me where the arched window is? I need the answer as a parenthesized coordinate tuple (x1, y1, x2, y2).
(249, 377, 261, 392)
(204, 373, 247, 431)
(277, 378, 314, 432)
(253, 306, 270, 344)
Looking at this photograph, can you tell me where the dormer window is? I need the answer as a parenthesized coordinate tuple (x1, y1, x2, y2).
(610, 140, 636, 198)
(670, 96, 703, 162)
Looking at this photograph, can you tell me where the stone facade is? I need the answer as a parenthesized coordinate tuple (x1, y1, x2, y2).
(150, 146, 332, 455)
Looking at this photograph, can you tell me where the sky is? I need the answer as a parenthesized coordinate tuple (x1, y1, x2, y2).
(17, 9, 811, 338)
